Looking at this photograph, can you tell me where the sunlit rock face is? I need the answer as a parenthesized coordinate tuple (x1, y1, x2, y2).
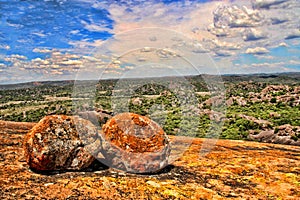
(23, 113, 171, 173)
(23, 115, 97, 171)
(101, 113, 171, 173)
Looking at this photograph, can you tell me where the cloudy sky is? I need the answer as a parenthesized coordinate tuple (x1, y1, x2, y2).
(0, 0, 299, 84)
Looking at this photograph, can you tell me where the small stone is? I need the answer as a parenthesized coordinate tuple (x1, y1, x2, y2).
(23, 115, 99, 171)
(100, 113, 170, 173)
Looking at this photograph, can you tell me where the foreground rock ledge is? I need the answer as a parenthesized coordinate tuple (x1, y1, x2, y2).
(1, 121, 300, 199)
(23, 115, 97, 171)
(101, 113, 171, 173)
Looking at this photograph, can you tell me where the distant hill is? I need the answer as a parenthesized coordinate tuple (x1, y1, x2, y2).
(221, 72, 300, 83)
(1, 72, 299, 90)
(0, 80, 75, 90)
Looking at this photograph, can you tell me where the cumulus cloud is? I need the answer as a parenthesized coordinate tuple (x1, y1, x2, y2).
(213, 5, 264, 28)
(0, 49, 108, 84)
(68, 0, 299, 64)
(32, 48, 53, 53)
(285, 30, 300, 40)
(41, 0, 300, 76)
(95, 0, 297, 57)
(246, 47, 269, 54)
(4, 54, 27, 61)
(243, 28, 267, 41)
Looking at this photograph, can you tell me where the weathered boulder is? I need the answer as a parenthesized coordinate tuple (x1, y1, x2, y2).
(23, 115, 99, 171)
(100, 113, 170, 173)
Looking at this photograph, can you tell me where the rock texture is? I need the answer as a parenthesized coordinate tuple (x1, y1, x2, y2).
(78, 110, 112, 128)
(1, 121, 300, 199)
(101, 113, 170, 173)
(249, 124, 300, 146)
(23, 115, 98, 171)
(0, 120, 36, 134)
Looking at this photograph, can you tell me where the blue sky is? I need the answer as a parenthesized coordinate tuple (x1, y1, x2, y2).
(0, 0, 113, 59)
(0, 0, 299, 84)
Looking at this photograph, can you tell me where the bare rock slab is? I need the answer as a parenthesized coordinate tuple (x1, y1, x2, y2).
(101, 113, 171, 173)
(23, 115, 98, 171)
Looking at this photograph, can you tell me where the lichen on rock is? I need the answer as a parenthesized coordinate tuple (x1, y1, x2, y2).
(23, 115, 99, 171)
(100, 112, 171, 173)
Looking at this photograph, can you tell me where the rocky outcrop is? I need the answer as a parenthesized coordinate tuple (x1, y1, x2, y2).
(238, 114, 272, 129)
(261, 85, 289, 95)
(202, 95, 226, 107)
(226, 96, 247, 106)
(249, 124, 300, 146)
(227, 84, 300, 106)
(23, 115, 98, 171)
(101, 113, 170, 173)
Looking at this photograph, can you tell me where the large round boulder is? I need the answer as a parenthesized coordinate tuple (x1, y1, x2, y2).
(23, 115, 99, 171)
(100, 113, 170, 173)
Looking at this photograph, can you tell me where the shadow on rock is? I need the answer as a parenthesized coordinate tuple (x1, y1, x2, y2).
(29, 160, 109, 175)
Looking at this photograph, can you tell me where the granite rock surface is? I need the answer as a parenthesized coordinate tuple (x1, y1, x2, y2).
(101, 113, 170, 173)
(23, 115, 98, 171)
(0, 121, 299, 199)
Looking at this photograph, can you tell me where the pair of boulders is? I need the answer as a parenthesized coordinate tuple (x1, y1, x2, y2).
(23, 112, 170, 173)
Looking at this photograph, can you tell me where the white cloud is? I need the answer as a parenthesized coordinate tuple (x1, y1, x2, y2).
(0, 49, 109, 83)
(285, 30, 300, 40)
(245, 47, 269, 54)
(0, 45, 10, 50)
(92, 0, 298, 61)
(253, 54, 274, 60)
(32, 48, 53, 53)
(251, 62, 284, 67)
(213, 5, 264, 28)
(4, 54, 27, 62)
(243, 28, 267, 41)
(59, 60, 83, 65)
(289, 60, 300, 65)
(81, 20, 112, 33)
(278, 42, 288, 47)
(32, 31, 47, 37)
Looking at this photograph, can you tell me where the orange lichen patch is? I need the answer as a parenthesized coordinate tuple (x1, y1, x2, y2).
(102, 113, 167, 153)
(100, 113, 170, 173)
(23, 115, 97, 171)
(0, 121, 300, 199)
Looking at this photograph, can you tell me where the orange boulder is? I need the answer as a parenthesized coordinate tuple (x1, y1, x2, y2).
(101, 113, 170, 173)
(23, 115, 98, 171)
